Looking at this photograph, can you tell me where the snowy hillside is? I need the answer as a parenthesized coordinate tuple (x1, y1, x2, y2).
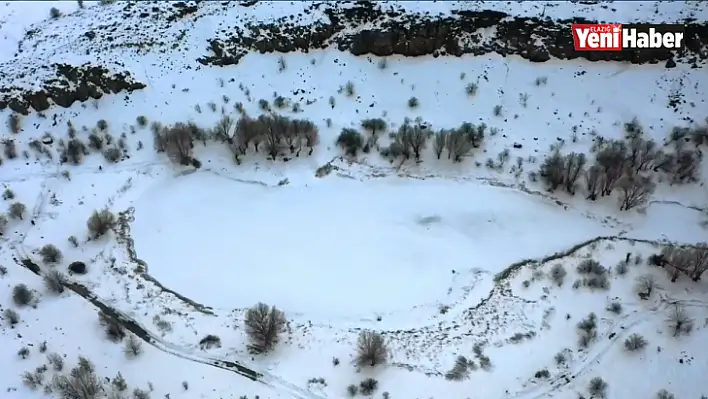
(0, 1, 707, 399)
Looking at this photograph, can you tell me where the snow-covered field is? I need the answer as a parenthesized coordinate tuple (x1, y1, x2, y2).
(0, 1, 707, 399)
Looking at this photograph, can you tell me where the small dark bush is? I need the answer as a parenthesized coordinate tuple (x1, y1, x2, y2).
(336, 129, 364, 156)
(587, 376, 608, 398)
(3, 308, 20, 325)
(615, 261, 629, 276)
(534, 369, 550, 379)
(13, 283, 34, 306)
(606, 302, 622, 314)
(68, 261, 87, 274)
(87, 208, 116, 239)
(8, 202, 26, 220)
(98, 311, 125, 342)
(103, 147, 122, 163)
(3, 139, 17, 159)
(39, 244, 63, 264)
(44, 269, 66, 294)
(49, 7, 62, 18)
(53, 357, 102, 399)
(407, 97, 419, 108)
(124, 334, 143, 358)
(549, 264, 567, 286)
(624, 333, 647, 351)
(346, 384, 358, 397)
(577, 259, 606, 275)
(445, 355, 471, 381)
(136, 115, 148, 127)
(199, 334, 221, 349)
(359, 378, 378, 395)
(656, 389, 675, 399)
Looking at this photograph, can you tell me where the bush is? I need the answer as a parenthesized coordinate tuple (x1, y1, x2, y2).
(69, 261, 87, 274)
(124, 334, 143, 358)
(624, 333, 647, 351)
(87, 132, 104, 151)
(667, 304, 693, 336)
(64, 138, 87, 165)
(198, 334, 221, 349)
(359, 378, 378, 395)
(244, 303, 286, 353)
(8, 113, 20, 133)
(87, 208, 115, 239)
(577, 313, 597, 348)
(39, 244, 63, 264)
(636, 274, 657, 298)
(444, 355, 471, 381)
(534, 369, 550, 379)
(346, 384, 358, 397)
(22, 370, 44, 389)
(47, 352, 64, 371)
(44, 269, 66, 294)
(3, 139, 17, 159)
(98, 311, 125, 342)
(549, 264, 567, 286)
(656, 389, 675, 399)
(583, 274, 610, 290)
(52, 357, 103, 399)
(49, 7, 62, 18)
(3, 188, 15, 200)
(133, 388, 150, 399)
(8, 202, 26, 220)
(355, 330, 388, 367)
(13, 283, 34, 306)
(136, 115, 148, 127)
(465, 83, 478, 96)
(336, 129, 364, 156)
(103, 147, 122, 163)
(606, 302, 622, 314)
(407, 97, 419, 108)
(0, 214, 7, 234)
(68, 235, 79, 247)
(615, 261, 629, 276)
(587, 376, 608, 398)
(361, 118, 387, 136)
(3, 308, 20, 325)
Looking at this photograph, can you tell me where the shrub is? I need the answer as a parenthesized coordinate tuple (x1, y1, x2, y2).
(22, 370, 44, 389)
(361, 118, 387, 136)
(3, 188, 15, 200)
(407, 97, 419, 108)
(198, 334, 221, 349)
(549, 264, 567, 286)
(465, 83, 478, 96)
(656, 389, 675, 399)
(346, 384, 358, 397)
(124, 334, 143, 358)
(69, 261, 87, 274)
(534, 369, 550, 379)
(3, 139, 17, 159)
(8, 113, 20, 133)
(336, 129, 364, 156)
(667, 304, 693, 336)
(44, 269, 66, 294)
(577, 259, 606, 275)
(39, 244, 63, 264)
(3, 308, 20, 325)
(136, 115, 148, 127)
(13, 283, 34, 306)
(8, 202, 26, 220)
(68, 236, 79, 247)
(18, 346, 30, 359)
(587, 377, 608, 398)
(98, 311, 125, 342)
(63, 138, 87, 165)
(359, 378, 378, 395)
(87, 208, 116, 239)
(554, 351, 566, 365)
(0, 213, 7, 234)
(160, 122, 198, 165)
(133, 388, 150, 399)
(244, 302, 286, 353)
(52, 357, 102, 399)
(87, 132, 104, 151)
(577, 313, 597, 348)
(606, 302, 622, 314)
(624, 333, 647, 351)
(615, 261, 629, 275)
(444, 355, 471, 381)
(47, 352, 65, 371)
(636, 274, 657, 298)
(583, 274, 610, 290)
(103, 147, 122, 163)
(344, 81, 355, 97)
(355, 330, 388, 367)
(49, 7, 62, 18)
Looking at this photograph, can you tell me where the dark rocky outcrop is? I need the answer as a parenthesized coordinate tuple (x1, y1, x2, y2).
(0, 63, 146, 115)
(69, 261, 87, 274)
(197, 3, 708, 68)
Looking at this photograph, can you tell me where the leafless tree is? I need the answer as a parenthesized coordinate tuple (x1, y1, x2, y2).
(628, 136, 658, 172)
(301, 121, 319, 156)
(618, 174, 655, 211)
(87, 208, 116, 239)
(361, 118, 387, 136)
(539, 151, 565, 191)
(398, 124, 428, 160)
(585, 164, 602, 200)
(244, 303, 286, 353)
(234, 115, 262, 153)
(671, 150, 701, 184)
(52, 356, 103, 399)
(212, 115, 235, 142)
(687, 243, 708, 281)
(163, 123, 195, 165)
(635, 274, 657, 299)
(458, 122, 485, 148)
(596, 140, 627, 195)
(261, 115, 288, 160)
(445, 129, 474, 162)
(666, 304, 693, 337)
(662, 244, 708, 281)
(355, 330, 388, 367)
(433, 130, 448, 159)
(563, 152, 587, 195)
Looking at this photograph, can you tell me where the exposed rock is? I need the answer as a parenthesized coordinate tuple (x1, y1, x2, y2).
(197, 3, 708, 68)
(0, 63, 146, 115)
(68, 261, 87, 275)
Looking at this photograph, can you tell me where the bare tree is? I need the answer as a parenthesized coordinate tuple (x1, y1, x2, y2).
(87, 208, 116, 239)
(163, 123, 195, 165)
(672, 150, 701, 184)
(539, 151, 565, 191)
(596, 140, 627, 195)
(662, 244, 708, 281)
(635, 274, 657, 299)
(628, 136, 658, 172)
(301, 121, 319, 156)
(618, 174, 655, 211)
(563, 152, 586, 195)
(687, 243, 708, 281)
(244, 303, 286, 353)
(212, 115, 235, 142)
(458, 122, 485, 148)
(666, 304, 693, 337)
(433, 130, 448, 159)
(585, 164, 602, 200)
(52, 356, 103, 399)
(355, 330, 388, 367)
(336, 128, 364, 156)
(361, 118, 387, 136)
(234, 115, 262, 153)
(445, 129, 474, 162)
(398, 124, 428, 160)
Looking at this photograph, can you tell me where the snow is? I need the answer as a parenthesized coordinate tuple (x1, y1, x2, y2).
(0, 1, 707, 399)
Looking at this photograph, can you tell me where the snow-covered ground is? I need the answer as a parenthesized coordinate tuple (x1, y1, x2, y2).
(1, 1, 707, 399)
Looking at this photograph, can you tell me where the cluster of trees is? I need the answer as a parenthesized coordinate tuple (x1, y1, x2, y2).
(153, 114, 320, 166)
(337, 118, 487, 162)
(539, 121, 703, 210)
(653, 243, 708, 282)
